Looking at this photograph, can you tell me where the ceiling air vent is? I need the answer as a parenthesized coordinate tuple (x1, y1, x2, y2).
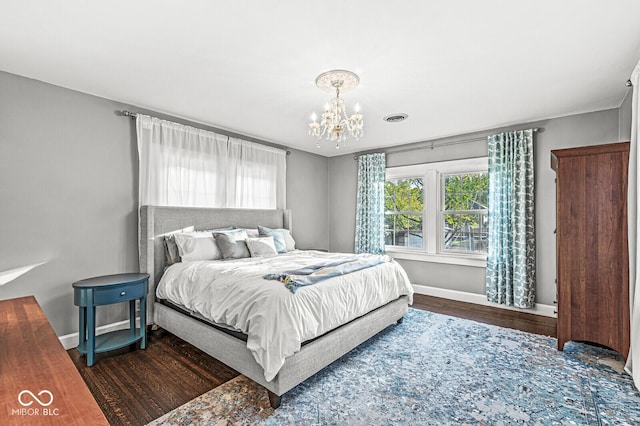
(383, 113, 408, 123)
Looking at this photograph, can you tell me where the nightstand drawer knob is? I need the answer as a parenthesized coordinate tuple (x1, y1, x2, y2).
(120, 291, 126, 296)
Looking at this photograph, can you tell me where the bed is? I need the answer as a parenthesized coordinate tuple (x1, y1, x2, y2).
(139, 205, 413, 408)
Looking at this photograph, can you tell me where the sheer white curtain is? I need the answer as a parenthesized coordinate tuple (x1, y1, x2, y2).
(627, 59, 640, 390)
(136, 114, 286, 209)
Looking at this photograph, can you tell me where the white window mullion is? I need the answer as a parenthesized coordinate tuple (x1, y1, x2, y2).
(425, 169, 438, 254)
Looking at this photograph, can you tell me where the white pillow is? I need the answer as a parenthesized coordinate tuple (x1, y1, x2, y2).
(281, 229, 296, 251)
(246, 236, 278, 257)
(173, 231, 222, 261)
(243, 228, 260, 238)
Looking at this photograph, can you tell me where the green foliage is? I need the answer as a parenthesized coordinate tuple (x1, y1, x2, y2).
(385, 178, 423, 230)
(385, 173, 488, 249)
(443, 173, 488, 229)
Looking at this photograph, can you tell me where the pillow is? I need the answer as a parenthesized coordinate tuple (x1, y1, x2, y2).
(258, 225, 294, 253)
(235, 227, 259, 238)
(214, 229, 250, 259)
(162, 226, 196, 265)
(257, 225, 286, 253)
(173, 231, 223, 261)
(232, 226, 260, 238)
(246, 236, 278, 257)
(280, 229, 296, 252)
(163, 234, 181, 265)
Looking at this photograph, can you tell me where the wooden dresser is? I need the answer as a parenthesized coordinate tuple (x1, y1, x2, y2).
(551, 142, 630, 358)
(0, 296, 108, 425)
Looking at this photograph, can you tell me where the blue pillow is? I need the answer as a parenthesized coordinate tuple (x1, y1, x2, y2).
(258, 225, 287, 253)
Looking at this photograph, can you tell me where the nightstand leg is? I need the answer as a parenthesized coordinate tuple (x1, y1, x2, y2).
(129, 300, 135, 331)
(78, 307, 86, 347)
(87, 305, 95, 366)
(140, 295, 147, 349)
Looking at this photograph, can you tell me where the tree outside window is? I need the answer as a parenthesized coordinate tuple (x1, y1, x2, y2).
(385, 178, 424, 248)
(442, 172, 488, 253)
(384, 160, 488, 257)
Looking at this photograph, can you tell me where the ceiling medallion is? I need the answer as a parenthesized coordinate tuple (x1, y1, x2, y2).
(308, 70, 364, 149)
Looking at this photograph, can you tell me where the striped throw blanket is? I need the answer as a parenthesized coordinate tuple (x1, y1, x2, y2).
(264, 255, 388, 293)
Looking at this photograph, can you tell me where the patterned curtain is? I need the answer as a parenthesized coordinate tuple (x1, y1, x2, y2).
(354, 153, 386, 254)
(486, 129, 536, 308)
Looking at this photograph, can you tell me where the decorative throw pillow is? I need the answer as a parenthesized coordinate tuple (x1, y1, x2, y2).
(257, 225, 296, 253)
(214, 229, 250, 259)
(257, 225, 287, 253)
(173, 231, 223, 261)
(246, 236, 278, 257)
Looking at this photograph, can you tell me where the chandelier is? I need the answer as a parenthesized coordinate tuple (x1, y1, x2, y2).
(308, 70, 364, 149)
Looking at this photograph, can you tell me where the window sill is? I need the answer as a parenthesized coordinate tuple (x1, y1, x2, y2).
(385, 248, 487, 268)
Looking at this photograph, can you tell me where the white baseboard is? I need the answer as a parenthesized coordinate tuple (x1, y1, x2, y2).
(59, 317, 141, 350)
(412, 284, 557, 318)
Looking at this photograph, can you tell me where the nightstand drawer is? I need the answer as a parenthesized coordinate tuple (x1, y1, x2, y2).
(94, 282, 146, 305)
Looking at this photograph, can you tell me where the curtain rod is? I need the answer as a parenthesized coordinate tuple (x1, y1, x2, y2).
(121, 110, 291, 155)
(354, 127, 539, 160)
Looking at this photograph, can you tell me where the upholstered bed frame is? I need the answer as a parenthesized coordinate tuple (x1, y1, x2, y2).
(139, 205, 409, 408)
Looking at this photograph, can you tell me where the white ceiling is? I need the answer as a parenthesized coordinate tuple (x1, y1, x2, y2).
(2, 1, 640, 157)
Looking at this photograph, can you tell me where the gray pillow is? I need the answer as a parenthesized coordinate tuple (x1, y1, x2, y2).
(163, 235, 181, 265)
(214, 229, 250, 259)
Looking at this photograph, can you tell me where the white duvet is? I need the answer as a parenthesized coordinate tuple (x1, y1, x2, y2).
(156, 250, 413, 381)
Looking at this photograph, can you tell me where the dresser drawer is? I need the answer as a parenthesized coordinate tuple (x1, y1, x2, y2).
(94, 282, 146, 305)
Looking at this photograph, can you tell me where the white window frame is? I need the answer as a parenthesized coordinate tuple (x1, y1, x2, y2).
(385, 157, 488, 268)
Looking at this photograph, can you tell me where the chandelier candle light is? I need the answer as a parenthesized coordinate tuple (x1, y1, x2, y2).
(308, 70, 364, 149)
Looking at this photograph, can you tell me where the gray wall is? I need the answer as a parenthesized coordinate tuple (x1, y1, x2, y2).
(0, 71, 329, 336)
(287, 149, 329, 250)
(328, 154, 358, 253)
(0, 71, 138, 336)
(619, 88, 633, 141)
(328, 108, 625, 306)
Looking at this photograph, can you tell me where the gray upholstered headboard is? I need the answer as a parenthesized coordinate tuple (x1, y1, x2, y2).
(139, 205, 292, 322)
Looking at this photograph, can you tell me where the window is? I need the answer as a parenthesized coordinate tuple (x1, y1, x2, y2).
(385, 158, 488, 266)
(441, 172, 488, 253)
(385, 178, 424, 248)
(136, 114, 287, 209)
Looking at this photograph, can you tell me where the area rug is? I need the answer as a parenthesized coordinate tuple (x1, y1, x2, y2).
(148, 308, 640, 425)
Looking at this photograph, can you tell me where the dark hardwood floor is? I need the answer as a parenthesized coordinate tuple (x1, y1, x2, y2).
(68, 294, 556, 425)
(412, 293, 557, 338)
(68, 328, 239, 426)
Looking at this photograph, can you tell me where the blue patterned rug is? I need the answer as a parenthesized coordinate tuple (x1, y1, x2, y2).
(149, 308, 640, 425)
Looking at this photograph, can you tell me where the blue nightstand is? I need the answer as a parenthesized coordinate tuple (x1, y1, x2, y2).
(73, 273, 149, 366)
